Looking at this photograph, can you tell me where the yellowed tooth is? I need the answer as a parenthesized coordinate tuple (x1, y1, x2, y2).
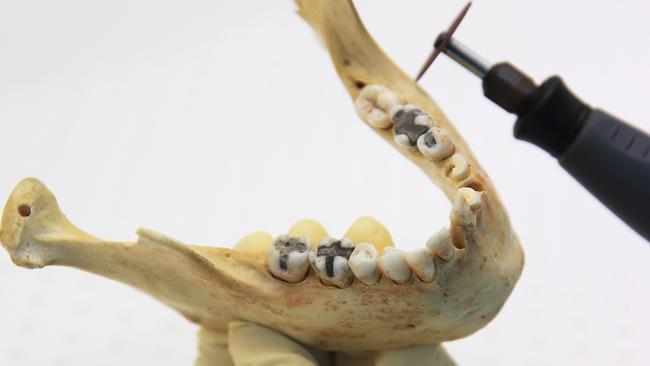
(404, 248, 436, 283)
(417, 127, 455, 161)
(233, 231, 274, 256)
(266, 234, 311, 283)
(348, 243, 380, 285)
(289, 219, 328, 249)
(449, 153, 470, 181)
(309, 237, 355, 288)
(425, 228, 455, 261)
(377, 246, 411, 284)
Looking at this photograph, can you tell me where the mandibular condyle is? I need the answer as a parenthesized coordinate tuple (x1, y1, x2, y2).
(0, 0, 524, 364)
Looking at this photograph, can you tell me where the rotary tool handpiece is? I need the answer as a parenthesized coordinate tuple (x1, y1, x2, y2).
(434, 36, 650, 241)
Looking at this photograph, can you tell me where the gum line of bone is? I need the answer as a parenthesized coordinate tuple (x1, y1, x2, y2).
(354, 84, 470, 181)
(266, 227, 457, 288)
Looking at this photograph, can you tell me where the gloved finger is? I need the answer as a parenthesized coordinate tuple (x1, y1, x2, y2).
(374, 344, 456, 366)
(195, 327, 234, 366)
(288, 219, 328, 249)
(233, 231, 274, 256)
(228, 321, 318, 366)
(344, 216, 393, 251)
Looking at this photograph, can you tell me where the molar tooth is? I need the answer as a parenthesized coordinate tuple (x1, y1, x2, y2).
(417, 127, 455, 161)
(392, 105, 433, 148)
(404, 248, 436, 283)
(266, 234, 310, 283)
(354, 85, 403, 129)
(309, 237, 355, 288)
(377, 246, 411, 284)
(425, 228, 455, 261)
(348, 243, 380, 285)
(449, 153, 470, 180)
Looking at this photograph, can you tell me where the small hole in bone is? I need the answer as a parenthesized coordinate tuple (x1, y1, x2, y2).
(18, 204, 31, 217)
(354, 80, 366, 89)
(464, 181, 484, 192)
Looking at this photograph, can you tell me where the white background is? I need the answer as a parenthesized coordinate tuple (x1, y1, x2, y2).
(1, 0, 649, 365)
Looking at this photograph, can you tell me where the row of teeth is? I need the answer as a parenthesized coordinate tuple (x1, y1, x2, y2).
(354, 84, 470, 181)
(266, 228, 456, 288)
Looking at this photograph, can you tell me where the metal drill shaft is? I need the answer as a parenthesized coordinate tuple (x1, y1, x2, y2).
(434, 33, 492, 79)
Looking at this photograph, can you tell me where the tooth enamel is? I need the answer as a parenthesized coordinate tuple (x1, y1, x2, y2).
(377, 246, 411, 284)
(450, 153, 470, 180)
(309, 237, 355, 288)
(417, 127, 455, 161)
(266, 234, 310, 283)
(348, 243, 380, 285)
(354, 85, 403, 129)
(425, 228, 455, 261)
(392, 105, 433, 148)
(404, 248, 436, 283)
(451, 187, 483, 227)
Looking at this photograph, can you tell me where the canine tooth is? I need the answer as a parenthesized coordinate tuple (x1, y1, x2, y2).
(425, 228, 455, 261)
(266, 235, 310, 283)
(309, 237, 355, 288)
(404, 248, 436, 283)
(450, 153, 470, 180)
(354, 85, 403, 129)
(377, 247, 411, 284)
(392, 105, 434, 148)
(417, 127, 455, 161)
(451, 187, 483, 227)
(348, 243, 380, 285)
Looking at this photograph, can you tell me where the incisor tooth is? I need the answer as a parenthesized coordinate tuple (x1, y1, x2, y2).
(348, 243, 380, 285)
(309, 237, 355, 288)
(377, 246, 411, 284)
(354, 85, 403, 129)
(417, 127, 455, 161)
(404, 248, 436, 283)
(425, 228, 455, 261)
(266, 234, 310, 283)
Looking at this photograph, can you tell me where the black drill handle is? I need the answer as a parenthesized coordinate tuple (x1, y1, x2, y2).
(559, 109, 650, 241)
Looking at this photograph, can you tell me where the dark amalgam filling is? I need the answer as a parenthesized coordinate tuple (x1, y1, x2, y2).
(275, 238, 307, 271)
(423, 131, 437, 147)
(316, 241, 354, 277)
(393, 108, 431, 146)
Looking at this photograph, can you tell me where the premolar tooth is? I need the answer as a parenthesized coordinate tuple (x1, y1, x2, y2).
(354, 85, 404, 129)
(450, 187, 483, 248)
(348, 243, 380, 285)
(450, 153, 470, 180)
(266, 234, 310, 283)
(377, 247, 411, 284)
(309, 237, 355, 288)
(392, 105, 434, 148)
(425, 228, 455, 261)
(417, 127, 455, 161)
(404, 248, 436, 283)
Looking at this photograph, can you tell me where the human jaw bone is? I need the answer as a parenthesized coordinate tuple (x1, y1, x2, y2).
(0, 0, 524, 356)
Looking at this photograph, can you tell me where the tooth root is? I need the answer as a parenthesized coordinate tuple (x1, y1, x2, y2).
(425, 228, 455, 261)
(404, 248, 436, 283)
(417, 127, 455, 161)
(348, 243, 380, 285)
(309, 237, 355, 288)
(377, 247, 412, 284)
(449, 153, 470, 181)
(266, 234, 310, 283)
(354, 85, 404, 129)
(450, 187, 483, 249)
